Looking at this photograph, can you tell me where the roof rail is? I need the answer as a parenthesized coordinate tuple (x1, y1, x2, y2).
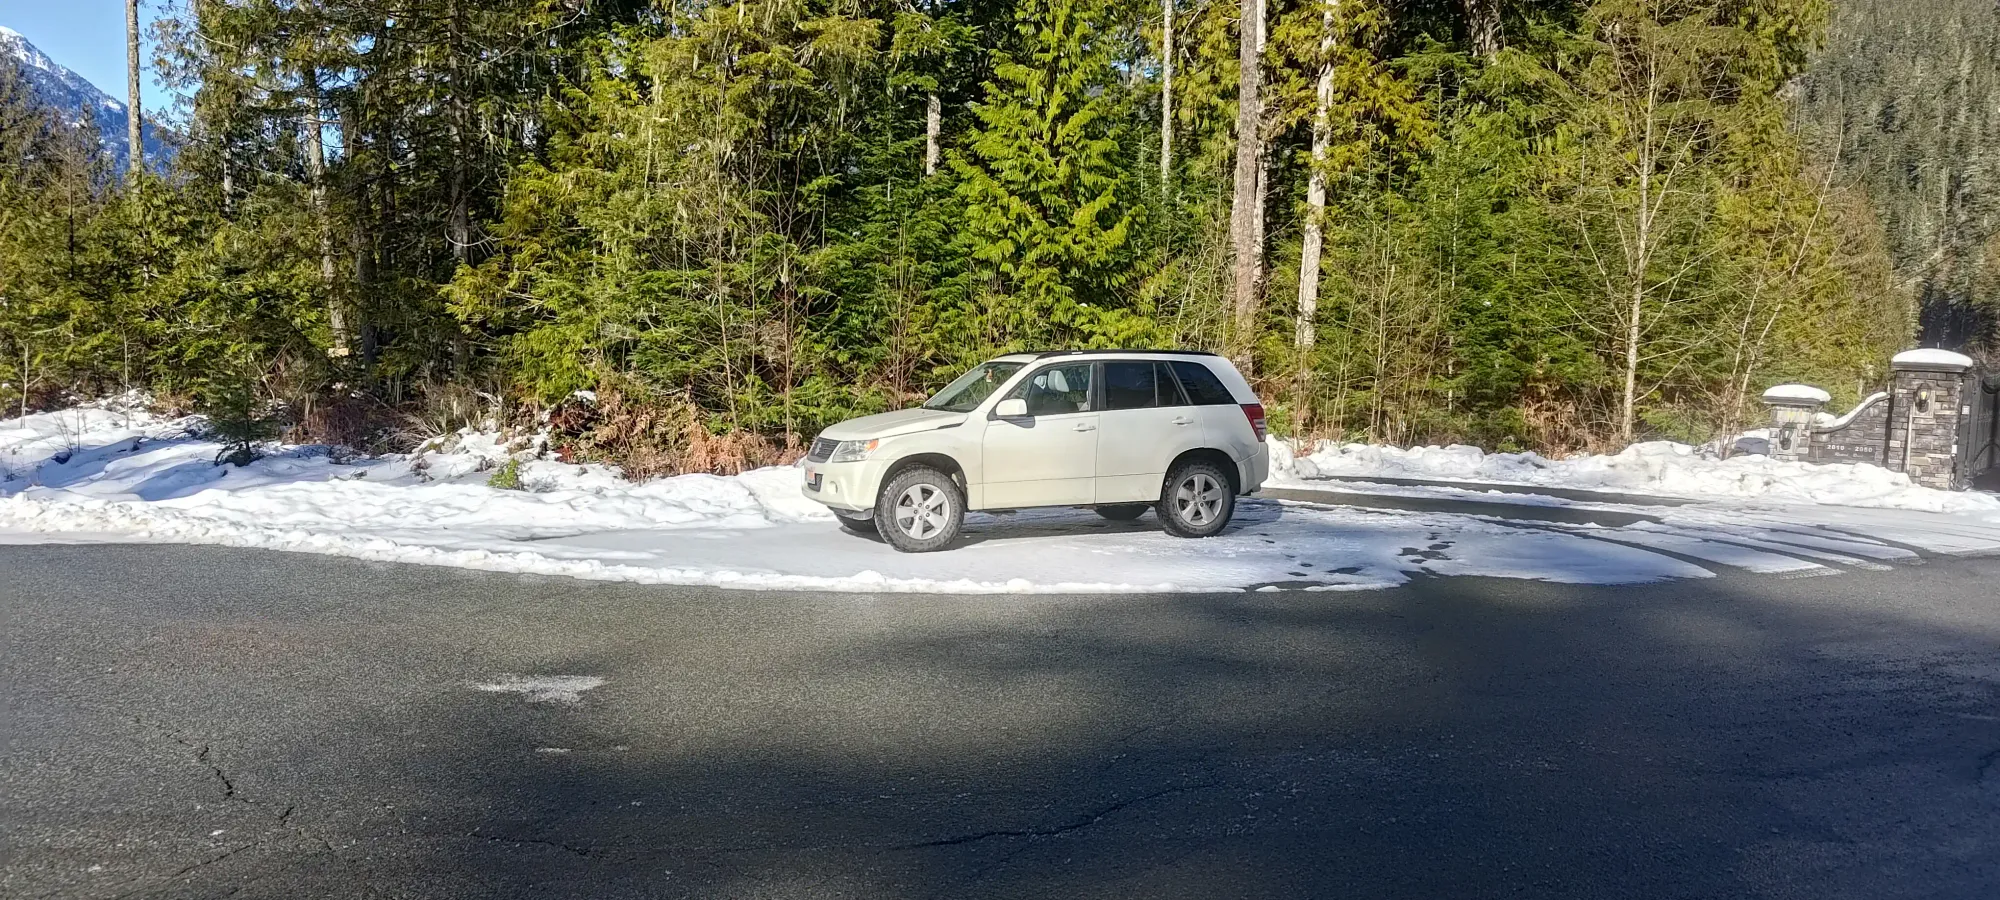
(1027, 349, 1222, 359)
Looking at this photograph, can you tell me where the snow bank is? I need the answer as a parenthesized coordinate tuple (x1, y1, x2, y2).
(1268, 438, 2000, 514)
(0, 397, 1728, 593)
(7, 396, 1999, 594)
(1, 394, 827, 545)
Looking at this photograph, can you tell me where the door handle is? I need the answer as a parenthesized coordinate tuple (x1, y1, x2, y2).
(1074, 422, 1097, 432)
(1171, 416, 1194, 426)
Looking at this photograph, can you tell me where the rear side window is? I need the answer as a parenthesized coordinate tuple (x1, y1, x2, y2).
(1102, 362, 1158, 410)
(1170, 361, 1236, 405)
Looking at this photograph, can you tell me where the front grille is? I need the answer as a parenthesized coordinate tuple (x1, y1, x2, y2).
(807, 436, 839, 463)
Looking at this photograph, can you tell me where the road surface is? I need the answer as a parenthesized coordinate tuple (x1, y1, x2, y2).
(4, 543, 1999, 899)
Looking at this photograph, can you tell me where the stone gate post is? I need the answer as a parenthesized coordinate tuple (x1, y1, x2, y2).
(1886, 349, 1977, 490)
(1760, 384, 1830, 462)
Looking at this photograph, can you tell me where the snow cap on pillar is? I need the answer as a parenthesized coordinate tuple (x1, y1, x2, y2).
(1760, 383, 1831, 407)
(1890, 348, 1975, 372)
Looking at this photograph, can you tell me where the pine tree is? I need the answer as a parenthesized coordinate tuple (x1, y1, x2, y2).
(951, 0, 1138, 350)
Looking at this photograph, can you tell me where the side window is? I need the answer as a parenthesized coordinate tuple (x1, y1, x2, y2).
(1170, 361, 1236, 405)
(1154, 363, 1189, 407)
(1009, 363, 1094, 416)
(1102, 362, 1158, 411)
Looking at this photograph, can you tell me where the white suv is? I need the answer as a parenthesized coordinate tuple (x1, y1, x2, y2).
(802, 350, 1268, 552)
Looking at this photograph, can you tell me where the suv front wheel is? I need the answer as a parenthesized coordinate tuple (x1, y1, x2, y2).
(1158, 460, 1235, 538)
(874, 466, 965, 552)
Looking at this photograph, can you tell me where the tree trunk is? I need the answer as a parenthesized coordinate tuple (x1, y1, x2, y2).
(1620, 140, 1651, 445)
(924, 93, 941, 176)
(349, 99, 378, 371)
(1227, 0, 1265, 370)
(1160, 0, 1174, 192)
(1296, 0, 1338, 356)
(367, 108, 397, 370)
(125, 0, 142, 182)
(1622, 278, 1641, 444)
(1619, 62, 1661, 446)
(301, 69, 348, 358)
(1462, 0, 1501, 61)
(446, 0, 474, 373)
(219, 151, 233, 214)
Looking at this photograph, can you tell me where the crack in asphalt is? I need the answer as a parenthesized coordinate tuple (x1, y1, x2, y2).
(898, 780, 1220, 850)
(122, 716, 343, 893)
(196, 744, 237, 799)
(110, 842, 263, 899)
(132, 717, 236, 801)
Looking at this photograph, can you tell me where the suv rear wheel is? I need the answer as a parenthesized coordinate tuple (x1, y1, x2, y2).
(1158, 460, 1234, 538)
(875, 466, 964, 552)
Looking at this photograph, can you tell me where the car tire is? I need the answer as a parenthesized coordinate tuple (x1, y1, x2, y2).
(1158, 459, 1235, 538)
(874, 466, 964, 553)
(833, 510, 878, 535)
(1094, 504, 1150, 521)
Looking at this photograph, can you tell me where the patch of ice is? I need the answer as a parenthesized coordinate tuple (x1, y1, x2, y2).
(472, 675, 605, 705)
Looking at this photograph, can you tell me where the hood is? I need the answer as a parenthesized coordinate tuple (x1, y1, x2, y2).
(819, 407, 967, 441)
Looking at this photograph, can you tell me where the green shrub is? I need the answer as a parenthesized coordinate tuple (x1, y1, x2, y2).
(201, 381, 278, 467)
(486, 458, 523, 490)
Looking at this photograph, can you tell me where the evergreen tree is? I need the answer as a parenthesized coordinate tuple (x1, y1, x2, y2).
(951, 0, 1140, 351)
(0, 0, 1942, 468)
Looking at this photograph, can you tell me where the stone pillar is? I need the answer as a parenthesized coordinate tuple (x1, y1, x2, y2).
(1886, 349, 1976, 490)
(1761, 384, 1829, 462)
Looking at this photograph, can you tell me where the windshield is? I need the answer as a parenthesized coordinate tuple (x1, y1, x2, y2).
(922, 361, 1026, 412)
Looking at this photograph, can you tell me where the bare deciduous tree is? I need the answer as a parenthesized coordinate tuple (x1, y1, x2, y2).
(1227, 0, 1266, 370)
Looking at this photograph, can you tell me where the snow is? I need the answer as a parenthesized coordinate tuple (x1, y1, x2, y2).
(1818, 393, 1889, 430)
(1268, 438, 2000, 515)
(4, 395, 1999, 594)
(1761, 384, 1831, 404)
(1891, 348, 1976, 369)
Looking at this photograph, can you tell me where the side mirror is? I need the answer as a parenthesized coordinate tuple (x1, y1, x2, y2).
(994, 398, 1029, 418)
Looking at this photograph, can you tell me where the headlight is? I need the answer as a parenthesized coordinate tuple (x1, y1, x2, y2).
(828, 439, 879, 463)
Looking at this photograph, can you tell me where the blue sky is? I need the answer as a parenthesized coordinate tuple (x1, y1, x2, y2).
(4, 1, 172, 113)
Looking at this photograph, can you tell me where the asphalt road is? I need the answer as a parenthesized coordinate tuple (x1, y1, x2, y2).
(4, 543, 1999, 899)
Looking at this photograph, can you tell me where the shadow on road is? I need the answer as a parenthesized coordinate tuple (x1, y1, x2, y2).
(4, 546, 1999, 899)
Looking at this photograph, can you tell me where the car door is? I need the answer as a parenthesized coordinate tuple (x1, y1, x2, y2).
(1094, 361, 1202, 503)
(1169, 359, 1252, 458)
(979, 362, 1098, 508)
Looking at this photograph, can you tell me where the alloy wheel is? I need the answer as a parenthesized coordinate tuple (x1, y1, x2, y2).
(895, 484, 950, 539)
(1174, 472, 1224, 527)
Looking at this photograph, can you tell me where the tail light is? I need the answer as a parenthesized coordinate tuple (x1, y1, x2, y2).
(1241, 403, 1266, 442)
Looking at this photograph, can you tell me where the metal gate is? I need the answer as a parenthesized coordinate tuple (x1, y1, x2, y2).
(1965, 370, 2000, 483)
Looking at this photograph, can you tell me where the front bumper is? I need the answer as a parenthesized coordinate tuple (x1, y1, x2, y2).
(800, 457, 890, 513)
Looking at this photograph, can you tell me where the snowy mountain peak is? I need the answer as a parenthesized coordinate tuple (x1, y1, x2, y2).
(0, 26, 164, 174)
